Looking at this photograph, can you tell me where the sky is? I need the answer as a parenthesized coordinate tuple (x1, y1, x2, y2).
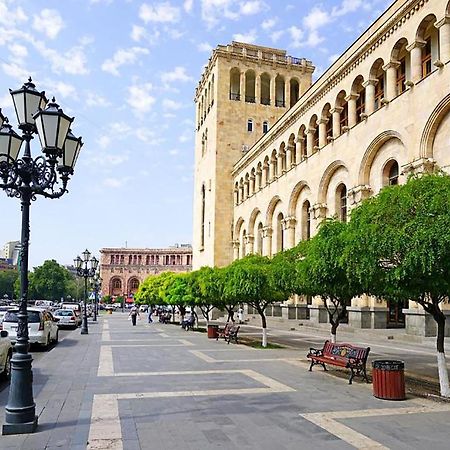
(0, 0, 391, 269)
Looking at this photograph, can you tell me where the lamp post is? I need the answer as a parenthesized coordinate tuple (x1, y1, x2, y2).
(74, 250, 98, 334)
(91, 273, 102, 322)
(0, 78, 82, 435)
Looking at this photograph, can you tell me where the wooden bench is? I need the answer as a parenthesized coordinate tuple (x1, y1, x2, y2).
(307, 340, 370, 384)
(216, 323, 240, 344)
(216, 322, 232, 341)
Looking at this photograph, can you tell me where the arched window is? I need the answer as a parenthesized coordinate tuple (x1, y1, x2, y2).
(275, 75, 285, 107)
(260, 73, 270, 105)
(113, 279, 122, 289)
(383, 160, 399, 186)
(336, 184, 347, 223)
(247, 119, 253, 132)
(229, 68, 240, 101)
(277, 213, 284, 252)
(201, 184, 206, 247)
(298, 126, 307, 160)
(257, 222, 263, 255)
(242, 230, 247, 257)
(263, 121, 269, 133)
(290, 78, 300, 107)
(245, 70, 256, 103)
(302, 200, 311, 240)
(417, 16, 438, 79)
(130, 279, 139, 290)
(336, 91, 348, 131)
(128, 255, 132, 265)
(110, 255, 114, 264)
(352, 76, 365, 124)
(370, 59, 385, 110)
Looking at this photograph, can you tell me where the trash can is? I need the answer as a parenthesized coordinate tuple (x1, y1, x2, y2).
(207, 324, 219, 339)
(372, 360, 405, 400)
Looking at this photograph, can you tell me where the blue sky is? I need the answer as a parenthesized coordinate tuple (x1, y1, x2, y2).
(0, 0, 391, 268)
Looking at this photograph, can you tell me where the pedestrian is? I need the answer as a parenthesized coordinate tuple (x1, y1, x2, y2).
(148, 307, 153, 324)
(128, 305, 140, 326)
(238, 306, 244, 324)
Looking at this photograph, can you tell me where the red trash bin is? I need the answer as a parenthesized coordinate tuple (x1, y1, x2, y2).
(372, 360, 406, 400)
(207, 324, 219, 339)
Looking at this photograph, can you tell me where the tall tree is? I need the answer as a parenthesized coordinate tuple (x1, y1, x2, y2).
(0, 270, 19, 300)
(195, 266, 224, 325)
(345, 173, 450, 397)
(31, 260, 74, 301)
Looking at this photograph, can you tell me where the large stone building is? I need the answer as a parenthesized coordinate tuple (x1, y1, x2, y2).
(193, 0, 450, 335)
(99, 245, 193, 299)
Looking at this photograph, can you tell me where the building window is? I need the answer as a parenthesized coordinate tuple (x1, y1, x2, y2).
(113, 279, 122, 289)
(389, 162, 399, 185)
(374, 75, 384, 110)
(302, 200, 311, 241)
(397, 58, 406, 95)
(422, 38, 432, 78)
(356, 90, 365, 123)
(247, 119, 253, 132)
(229, 68, 241, 101)
(337, 184, 347, 223)
(201, 184, 206, 248)
(130, 279, 139, 290)
(263, 121, 269, 133)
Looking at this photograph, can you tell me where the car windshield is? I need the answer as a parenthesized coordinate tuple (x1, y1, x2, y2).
(54, 310, 73, 316)
(4, 310, 41, 323)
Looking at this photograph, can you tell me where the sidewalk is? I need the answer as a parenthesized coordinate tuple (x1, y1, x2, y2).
(1, 313, 450, 449)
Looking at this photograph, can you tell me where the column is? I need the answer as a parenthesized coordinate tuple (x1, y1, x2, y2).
(345, 94, 358, 127)
(255, 73, 261, 104)
(232, 240, 240, 260)
(286, 144, 294, 167)
(406, 40, 426, 83)
(306, 128, 315, 155)
(436, 16, 450, 63)
(270, 77, 276, 106)
(270, 159, 277, 180)
(256, 169, 262, 190)
(383, 61, 400, 101)
(244, 179, 249, 199)
(318, 119, 328, 148)
(296, 137, 305, 162)
(311, 203, 327, 236)
(362, 79, 377, 115)
(285, 81, 290, 108)
(262, 226, 273, 257)
(330, 107, 342, 138)
(239, 71, 245, 101)
(245, 234, 255, 255)
(250, 173, 256, 195)
(282, 217, 297, 249)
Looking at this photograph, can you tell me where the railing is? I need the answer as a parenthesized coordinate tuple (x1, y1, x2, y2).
(245, 96, 256, 103)
(261, 97, 270, 105)
(230, 92, 241, 101)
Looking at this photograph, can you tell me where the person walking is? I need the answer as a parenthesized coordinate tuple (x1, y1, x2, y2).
(238, 306, 244, 324)
(129, 305, 140, 326)
(148, 307, 153, 324)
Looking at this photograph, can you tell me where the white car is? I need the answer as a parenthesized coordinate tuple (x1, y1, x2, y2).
(2, 308, 59, 348)
(53, 309, 78, 329)
(0, 330, 12, 381)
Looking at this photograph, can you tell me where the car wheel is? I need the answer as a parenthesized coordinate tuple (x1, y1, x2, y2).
(54, 330, 59, 344)
(1, 352, 11, 381)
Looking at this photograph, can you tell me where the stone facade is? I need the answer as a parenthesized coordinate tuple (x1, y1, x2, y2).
(192, 0, 450, 335)
(99, 246, 193, 298)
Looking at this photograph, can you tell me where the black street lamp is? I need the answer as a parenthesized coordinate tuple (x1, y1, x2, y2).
(74, 250, 98, 334)
(91, 273, 102, 322)
(0, 78, 82, 435)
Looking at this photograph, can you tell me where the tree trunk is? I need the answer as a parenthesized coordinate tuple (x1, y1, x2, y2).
(259, 310, 267, 348)
(435, 310, 450, 397)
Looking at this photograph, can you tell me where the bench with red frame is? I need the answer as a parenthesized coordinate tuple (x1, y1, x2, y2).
(307, 340, 370, 384)
(216, 323, 240, 344)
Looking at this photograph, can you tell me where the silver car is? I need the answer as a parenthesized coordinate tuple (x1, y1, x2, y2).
(2, 308, 59, 348)
(0, 329, 12, 381)
(53, 309, 78, 329)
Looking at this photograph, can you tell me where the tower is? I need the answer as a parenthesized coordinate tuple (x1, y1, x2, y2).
(192, 42, 314, 269)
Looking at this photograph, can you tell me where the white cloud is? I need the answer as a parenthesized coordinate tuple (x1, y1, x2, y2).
(169, 149, 179, 155)
(101, 47, 149, 76)
(33, 9, 64, 39)
(332, 0, 363, 17)
(179, 130, 192, 143)
(303, 7, 332, 31)
(103, 177, 130, 188)
(183, 0, 194, 12)
(53, 81, 77, 99)
(200, 0, 238, 28)
(130, 25, 160, 44)
(161, 66, 193, 84)
(8, 43, 28, 59)
(85, 92, 111, 107)
(329, 53, 340, 63)
(240, 1, 264, 15)
(139, 2, 181, 24)
(163, 98, 182, 110)
(126, 82, 155, 116)
(97, 135, 111, 149)
(1, 62, 30, 81)
(233, 29, 257, 44)
(197, 42, 212, 52)
(261, 18, 276, 30)
(288, 26, 304, 47)
(0, 3, 27, 27)
(270, 30, 283, 43)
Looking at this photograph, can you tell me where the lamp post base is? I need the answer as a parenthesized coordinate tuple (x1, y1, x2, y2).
(80, 328, 88, 335)
(2, 416, 38, 435)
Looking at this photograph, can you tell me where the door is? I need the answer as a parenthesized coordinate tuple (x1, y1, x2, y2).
(387, 300, 405, 328)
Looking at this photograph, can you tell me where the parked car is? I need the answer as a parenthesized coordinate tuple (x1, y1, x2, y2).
(61, 302, 82, 313)
(0, 329, 12, 381)
(53, 309, 78, 330)
(0, 306, 13, 331)
(2, 308, 59, 348)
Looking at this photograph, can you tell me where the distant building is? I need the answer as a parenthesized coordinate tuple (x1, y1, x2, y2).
(99, 245, 193, 299)
(0, 258, 16, 271)
(2, 241, 20, 266)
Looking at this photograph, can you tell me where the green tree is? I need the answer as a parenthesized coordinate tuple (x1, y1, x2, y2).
(102, 295, 112, 304)
(195, 267, 224, 325)
(31, 260, 74, 301)
(224, 255, 288, 347)
(297, 220, 358, 343)
(0, 270, 19, 300)
(345, 173, 450, 397)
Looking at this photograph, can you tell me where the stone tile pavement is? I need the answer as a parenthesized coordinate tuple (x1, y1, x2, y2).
(0, 313, 450, 449)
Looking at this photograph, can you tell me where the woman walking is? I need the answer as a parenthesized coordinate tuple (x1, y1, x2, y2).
(129, 305, 140, 326)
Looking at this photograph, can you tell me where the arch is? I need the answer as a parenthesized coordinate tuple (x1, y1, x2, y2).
(391, 38, 409, 95)
(301, 200, 312, 241)
(290, 77, 300, 107)
(256, 222, 264, 255)
(229, 67, 240, 100)
(336, 184, 348, 223)
(382, 159, 400, 187)
(110, 276, 123, 296)
(318, 160, 348, 204)
(358, 130, 403, 185)
(245, 69, 256, 103)
(420, 93, 450, 158)
(260, 72, 271, 105)
(279, 142, 286, 173)
(336, 90, 348, 130)
(275, 74, 285, 107)
(234, 216, 244, 238)
(297, 124, 307, 160)
(265, 195, 282, 225)
(416, 14, 437, 41)
(276, 212, 284, 252)
(248, 207, 261, 232)
(127, 277, 140, 294)
(351, 75, 365, 123)
(288, 180, 309, 216)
